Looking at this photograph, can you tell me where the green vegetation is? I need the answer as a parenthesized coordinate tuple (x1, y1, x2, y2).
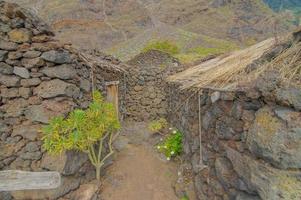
(42, 91, 120, 180)
(148, 118, 168, 134)
(142, 37, 238, 64)
(157, 129, 183, 160)
(143, 40, 180, 55)
(180, 195, 190, 200)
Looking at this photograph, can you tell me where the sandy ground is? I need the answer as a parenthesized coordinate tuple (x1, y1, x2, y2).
(100, 122, 180, 200)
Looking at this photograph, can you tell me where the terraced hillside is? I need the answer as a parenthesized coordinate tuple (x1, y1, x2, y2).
(7, 0, 296, 63)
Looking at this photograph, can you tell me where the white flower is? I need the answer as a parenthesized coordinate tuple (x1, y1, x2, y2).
(160, 138, 163, 141)
(157, 146, 161, 149)
(167, 157, 170, 161)
(169, 127, 173, 130)
(178, 172, 181, 176)
(171, 151, 175, 155)
(172, 130, 177, 134)
(164, 146, 167, 149)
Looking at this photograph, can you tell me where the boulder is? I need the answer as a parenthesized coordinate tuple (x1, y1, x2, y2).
(247, 107, 301, 169)
(0, 50, 8, 61)
(8, 28, 32, 43)
(41, 64, 76, 80)
(20, 78, 41, 87)
(18, 87, 31, 98)
(0, 62, 13, 75)
(80, 78, 91, 92)
(68, 182, 98, 200)
(24, 99, 74, 123)
(40, 153, 67, 173)
(21, 57, 45, 69)
(33, 79, 80, 99)
(13, 66, 30, 78)
(23, 50, 41, 58)
(19, 151, 42, 160)
(0, 87, 19, 98)
(226, 147, 301, 200)
(0, 74, 20, 87)
(1, 98, 28, 117)
(0, 39, 18, 50)
(276, 86, 301, 111)
(12, 124, 42, 140)
(8, 51, 22, 60)
(63, 151, 88, 175)
(41, 50, 71, 64)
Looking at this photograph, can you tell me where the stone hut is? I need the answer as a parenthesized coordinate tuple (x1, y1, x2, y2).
(0, 2, 126, 199)
(125, 49, 182, 121)
(167, 35, 301, 200)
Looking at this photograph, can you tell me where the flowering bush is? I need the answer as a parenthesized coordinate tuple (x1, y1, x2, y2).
(157, 128, 183, 160)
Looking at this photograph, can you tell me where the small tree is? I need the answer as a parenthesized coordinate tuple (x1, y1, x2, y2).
(42, 91, 120, 180)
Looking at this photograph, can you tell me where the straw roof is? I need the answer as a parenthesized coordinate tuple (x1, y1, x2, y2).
(167, 38, 278, 90)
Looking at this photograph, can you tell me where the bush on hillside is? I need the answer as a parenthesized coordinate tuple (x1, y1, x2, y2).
(143, 40, 180, 55)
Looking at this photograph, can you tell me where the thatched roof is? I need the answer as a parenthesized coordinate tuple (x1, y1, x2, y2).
(167, 38, 278, 90)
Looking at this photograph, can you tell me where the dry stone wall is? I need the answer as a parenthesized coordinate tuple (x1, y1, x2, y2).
(167, 72, 301, 200)
(126, 50, 183, 121)
(0, 2, 125, 199)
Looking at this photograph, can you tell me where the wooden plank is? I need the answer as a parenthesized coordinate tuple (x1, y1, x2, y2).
(106, 82, 119, 119)
(0, 170, 61, 191)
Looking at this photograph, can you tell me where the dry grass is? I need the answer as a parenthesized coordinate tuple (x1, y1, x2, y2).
(267, 43, 301, 85)
(167, 37, 277, 90)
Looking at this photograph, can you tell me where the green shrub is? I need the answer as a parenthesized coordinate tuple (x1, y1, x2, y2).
(148, 118, 168, 134)
(42, 91, 120, 180)
(143, 40, 180, 55)
(157, 129, 183, 160)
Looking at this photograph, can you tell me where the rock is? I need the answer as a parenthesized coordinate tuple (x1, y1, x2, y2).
(0, 191, 13, 200)
(19, 87, 31, 98)
(34, 79, 80, 99)
(24, 99, 74, 123)
(247, 107, 301, 169)
(68, 182, 98, 200)
(231, 101, 243, 120)
(0, 50, 8, 61)
(23, 141, 40, 152)
(215, 117, 242, 140)
(1, 98, 28, 117)
(0, 87, 19, 98)
(21, 57, 45, 69)
(211, 91, 221, 103)
(41, 64, 76, 79)
(226, 147, 301, 200)
(235, 192, 260, 200)
(11, 177, 81, 200)
(40, 153, 67, 172)
(13, 66, 30, 78)
(80, 78, 91, 92)
(63, 151, 88, 175)
(23, 50, 41, 58)
(41, 50, 71, 64)
(0, 74, 20, 87)
(215, 157, 248, 192)
(12, 124, 41, 140)
(8, 51, 22, 60)
(0, 39, 18, 50)
(0, 62, 13, 74)
(276, 86, 301, 111)
(20, 78, 41, 87)
(20, 151, 42, 160)
(8, 28, 32, 43)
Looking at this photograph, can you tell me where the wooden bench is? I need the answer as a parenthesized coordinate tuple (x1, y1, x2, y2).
(0, 170, 61, 191)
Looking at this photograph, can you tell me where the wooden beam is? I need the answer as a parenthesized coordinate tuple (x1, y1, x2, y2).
(0, 170, 61, 191)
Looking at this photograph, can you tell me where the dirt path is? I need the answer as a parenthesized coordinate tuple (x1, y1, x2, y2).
(100, 122, 180, 200)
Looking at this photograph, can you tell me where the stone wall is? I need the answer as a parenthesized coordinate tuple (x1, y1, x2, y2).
(125, 50, 183, 121)
(0, 2, 125, 199)
(167, 73, 301, 200)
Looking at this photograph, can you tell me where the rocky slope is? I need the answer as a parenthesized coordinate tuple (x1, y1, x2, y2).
(6, 0, 296, 62)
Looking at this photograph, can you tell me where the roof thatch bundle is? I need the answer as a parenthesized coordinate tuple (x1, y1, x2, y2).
(167, 38, 278, 90)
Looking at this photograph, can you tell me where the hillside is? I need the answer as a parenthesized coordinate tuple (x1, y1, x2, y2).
(6, 0, 296, 63)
